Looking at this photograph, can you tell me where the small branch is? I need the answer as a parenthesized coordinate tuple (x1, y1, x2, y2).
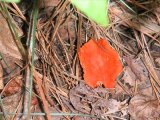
(33, 70, 52, 120)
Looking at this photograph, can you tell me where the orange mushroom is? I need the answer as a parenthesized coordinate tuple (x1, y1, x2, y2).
(78, 38, 123, 88)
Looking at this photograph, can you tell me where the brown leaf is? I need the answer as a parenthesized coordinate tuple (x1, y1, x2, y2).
(129, 94, 160, 120)
(103, 99, 127, 115)
(101, 99, 128, 119)
(124, 57, 149, 82)
(2, 92, 22, 120)
(91, 98, 109, 116)
(69, 82, 128, 119)
(69, 82, 109, 115)
(0, 55, 22, 86)
(124, 57, 154, 96)
(69, 83, 95, 114)
(122, 66, 136, 86)
(3, 76, 22, 96)
(0, 13, 23, 59)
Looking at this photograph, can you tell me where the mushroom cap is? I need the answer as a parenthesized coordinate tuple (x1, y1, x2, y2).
(78, 39, 123, 88)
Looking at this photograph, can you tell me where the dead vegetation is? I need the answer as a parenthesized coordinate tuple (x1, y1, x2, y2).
(0, 0, 160, 120)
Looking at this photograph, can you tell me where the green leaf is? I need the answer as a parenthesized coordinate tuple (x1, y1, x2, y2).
(0, 0, 20, 3)
(71, 0, 109, 27)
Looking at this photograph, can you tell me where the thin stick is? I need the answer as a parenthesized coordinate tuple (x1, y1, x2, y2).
(21, 0, 39, 119)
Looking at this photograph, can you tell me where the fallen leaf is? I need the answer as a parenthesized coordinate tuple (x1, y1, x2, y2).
(101, 99, 128, 119)
(78, 39, 123, 88)
(123, 57, 153, 96)
(0, 55, 22, 86)
(129, 94, 160, 120)
(69, 82, 109, 115)
(2, 92, 21, 120)
(122, 66, 136, 86)
(101, 99, 128, 117)
(69, 82, 96, 114)
(124, 57, 149, 82)
(0, 13, 23, 59)
(2, 76, 22, 96)
(91, 98, 109, 116)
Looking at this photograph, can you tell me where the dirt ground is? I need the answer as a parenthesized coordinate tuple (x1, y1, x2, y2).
(0, 0, 160, 120)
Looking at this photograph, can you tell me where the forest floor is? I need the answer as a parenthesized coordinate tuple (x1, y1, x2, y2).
(0, 0, 160, 120)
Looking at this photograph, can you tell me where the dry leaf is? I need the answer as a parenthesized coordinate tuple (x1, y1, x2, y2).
(124, 57, 153, 96)
(0, 55, 22, 85)
(69, 82, 128, 119)
(91, 98, 109, 115)
(69, 83, 96, 114)
(2, 92, 22, 120)
(0, 13, 23, 59)
(101, 99, 128, 119)
(3, 76, 22, 96)
(129, 94, 160, 120)
(106, 99, 127, 114)
(122, 66, 136, 86)
(69, 82, 109, 115)
(124, 57, 149, 82)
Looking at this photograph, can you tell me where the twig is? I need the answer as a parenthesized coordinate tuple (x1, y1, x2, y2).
(33, 70, 52, 120)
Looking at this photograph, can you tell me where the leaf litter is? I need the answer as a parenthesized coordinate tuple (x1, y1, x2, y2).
(0, 0, 160, 120)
